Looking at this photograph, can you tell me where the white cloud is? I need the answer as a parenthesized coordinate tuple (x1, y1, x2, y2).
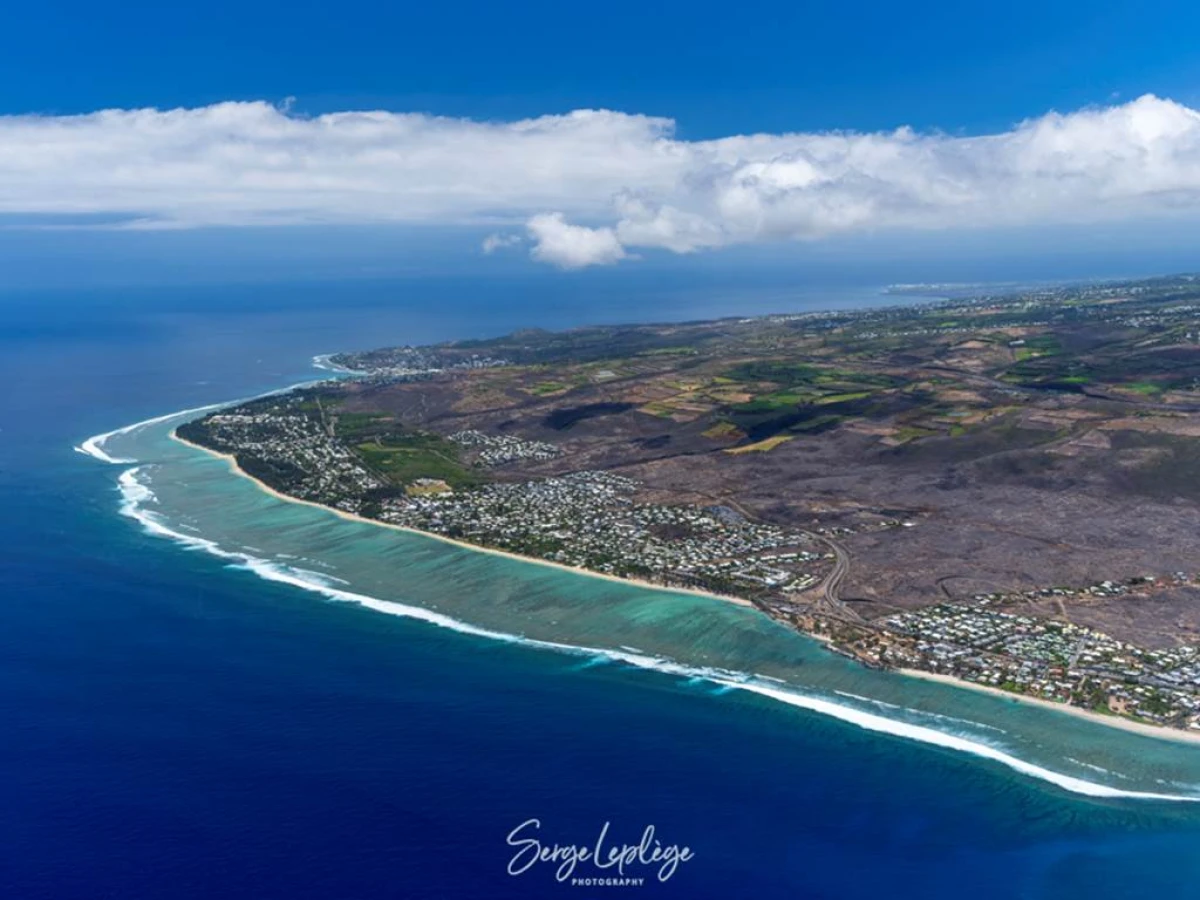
(526, 213, 626, 268)
(2, 95, 1200, 267)
(481, 232, 522, 254)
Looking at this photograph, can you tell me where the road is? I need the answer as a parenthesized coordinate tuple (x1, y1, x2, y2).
(804, 531, 862, 623)
(663, 488, 864, 624)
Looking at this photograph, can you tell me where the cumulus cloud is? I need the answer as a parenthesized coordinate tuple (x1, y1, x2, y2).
(2, 95, 1200, 266)
(526, 213, 626, 268)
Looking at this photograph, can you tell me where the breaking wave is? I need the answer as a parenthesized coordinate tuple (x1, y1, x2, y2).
(75, 402, 226, 463)
(834, 689, 1007, 734)
(74, 378, 328, 464)
(312, 353, 362, 375)
(733, 681, 1191, 801)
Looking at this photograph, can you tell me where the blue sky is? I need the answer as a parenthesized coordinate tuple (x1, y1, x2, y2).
(2, 0, 1200, 288)
(4, 0, 1197, 134)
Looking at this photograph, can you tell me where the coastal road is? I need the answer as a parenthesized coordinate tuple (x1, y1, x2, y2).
(668, 488, 865, 624)
(804, 531, 863, 623)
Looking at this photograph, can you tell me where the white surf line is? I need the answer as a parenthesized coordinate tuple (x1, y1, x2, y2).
(113, 463, 1200, 804)
(1067, 757, 1125, 779)
(75, 401, 228, 463)
(75, 378, 327, 465)
(311, 353, 364, 375)
(724, 679, 1197, 802)
(834, 689, 1007, 735)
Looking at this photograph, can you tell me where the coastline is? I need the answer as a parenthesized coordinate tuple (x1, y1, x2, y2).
(900, 668, 1200, 746)
(171, 430, 1200, 747)
(170, 431, 756, 610)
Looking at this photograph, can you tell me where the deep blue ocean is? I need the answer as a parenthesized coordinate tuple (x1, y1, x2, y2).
(5, 276, 1200, 900)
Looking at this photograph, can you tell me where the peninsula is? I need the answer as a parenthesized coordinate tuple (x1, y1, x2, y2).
(177, 274, 1200, 733)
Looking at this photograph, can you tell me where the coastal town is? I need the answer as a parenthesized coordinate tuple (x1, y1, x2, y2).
(818, 596, 1200, 730)
(177, 274, 1200, 733)
(447, 430, 563, 467)
(193, 408, 388, 509)
(375, 470, 827, 596)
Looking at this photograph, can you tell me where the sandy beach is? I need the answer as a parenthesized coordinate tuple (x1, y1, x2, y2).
(171, 431, 757, 610)
(900, 668, 1200, 745)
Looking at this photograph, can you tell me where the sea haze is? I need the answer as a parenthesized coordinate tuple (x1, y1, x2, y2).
(5, 274, 1200, 899)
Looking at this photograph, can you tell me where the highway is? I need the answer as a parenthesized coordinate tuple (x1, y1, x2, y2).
(679, 489, 864, 623)
(804, 531, 863, 623)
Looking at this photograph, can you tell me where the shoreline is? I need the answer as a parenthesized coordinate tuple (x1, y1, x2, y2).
(170, 431, 756, 610)
(899, 668, 1200, 746)
(171, 430, 1200, 747)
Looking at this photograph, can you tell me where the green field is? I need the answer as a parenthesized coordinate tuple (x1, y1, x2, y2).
(356, 440, 481, 489)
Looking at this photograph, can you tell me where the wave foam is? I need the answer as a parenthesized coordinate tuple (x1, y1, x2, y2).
(111, 464, 1200, 804)
(835, 689, 1007, 735)
(76, 379, 326, 466)
(77, 401, 230, 464)
(311, 353, 362, 375)
(729, 680, 1193, 801)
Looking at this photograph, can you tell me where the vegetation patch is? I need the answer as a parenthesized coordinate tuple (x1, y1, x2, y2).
(702, 421, 745, 441)
(405, 478, 453, 496)
(638, 345, 698, 357)
(724, 360, 824, 386)
(892, 425, 939, 444)
(724, 435, 794, 454)
(639, 401, 680, 419)
(356, 433, 481, 489)
(816, 390, 872, 404)
(790, 413, 844, 432)
(331, 411, 389, 434)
